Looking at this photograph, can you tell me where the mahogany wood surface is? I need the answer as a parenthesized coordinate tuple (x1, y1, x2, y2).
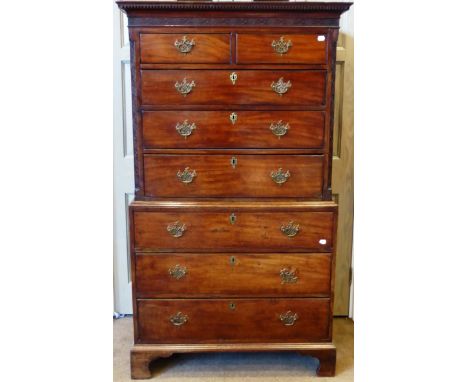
(143, 154, 324, 198)
(135, 253, 331, 298)
(142, 110, 325, 149)
(237, 33, 327, 64)
(117, 1, 352, 378)
(141, 70, 326, 106)
(140, 33, 231, 64)
(137, 298, 330, 343)
(132, 208, 334, 252)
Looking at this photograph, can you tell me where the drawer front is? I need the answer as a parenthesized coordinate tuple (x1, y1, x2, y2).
(137, 298, 330, 343)
(140, 33, 231, 64)
(144, 154, 324, 198)
(141, 70, 326, 106)
(237, 33, 327, 64)
(136, 253, 331, 298)
(142, 111, 325, 149)
(133, 210, 334, 252)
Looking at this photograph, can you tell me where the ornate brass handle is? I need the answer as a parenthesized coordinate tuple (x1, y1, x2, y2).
(174, 36, 195, 53)
(271, 36, 292, 55)
(170, 312, 188, 326)
(177, 167, 197, 184)
(271, 77, 291, 95)
(175, 120, 196, 139)
(175, 78, 196, 96)
(270, 121, 289, 138)
(279, 311, 298, 326)
(168, 264, 187, 280)
(271, 168, 290, 184)
(281, 221, 300, 238)
(167, 221, 186, 238)
(280, 268, 298, 284)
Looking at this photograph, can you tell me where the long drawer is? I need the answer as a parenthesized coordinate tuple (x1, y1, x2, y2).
(142, 111, 325, 149)
(132, 206, 335, 252)
(143, 154, 324, 198)
(141, 70, 326, 106)
(135, 253, 331, 298)
(136, 298, 331, 344)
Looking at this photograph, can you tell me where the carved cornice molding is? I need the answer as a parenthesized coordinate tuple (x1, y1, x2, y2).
(117, 1, 353, 14)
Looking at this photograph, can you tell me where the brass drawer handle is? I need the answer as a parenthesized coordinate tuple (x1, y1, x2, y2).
(270, 121, 289, 138)
(175, 78, 196, 96)
(168, 264, 187, 280)
(177, 167, 197, 184)
(280, 267, 298, 284)
(271, 77, 291, 95)
(167, 221, 186, 238)
(281, 221, 300, 238)
(174, 35, 195, 54)
(170, 312, 188, 326)
(271, 36, 292, 55)
(271, 168, 290, 184)
(175, 120, 196, 139)
(279, 311, 298, 326)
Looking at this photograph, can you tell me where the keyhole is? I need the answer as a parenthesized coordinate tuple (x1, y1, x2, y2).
(229, 213, 236, 225)
(230, 72, 237, 85)
(230, 112, 238, 125)
(230, 256, 236, 265)
(229, 302, 236, 310)
(231, 157, 237, 169)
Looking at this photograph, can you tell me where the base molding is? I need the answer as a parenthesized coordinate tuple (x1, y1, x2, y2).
(130, 343, 336, 379)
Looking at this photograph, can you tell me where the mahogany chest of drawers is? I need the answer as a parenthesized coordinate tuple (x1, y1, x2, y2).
(117, 1, 352, 378)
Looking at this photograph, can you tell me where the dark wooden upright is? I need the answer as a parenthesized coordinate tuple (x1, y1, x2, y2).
(117, 1, 352, 378)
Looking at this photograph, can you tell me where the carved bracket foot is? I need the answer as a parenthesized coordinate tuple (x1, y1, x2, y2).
(299, 346, 336, 377)
(130, 348, 173, 379)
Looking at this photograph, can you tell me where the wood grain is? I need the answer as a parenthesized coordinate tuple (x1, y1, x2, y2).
(137, 298, 331, 343)
(142, 110, 325, 149)
(135, 253, 332, 298)
(133, 208, 334, 252)
(141, 70, 326, 106)
(140, 33, 231, 64)
(237, 33, 327, 64)
(143, 154, 324, 198)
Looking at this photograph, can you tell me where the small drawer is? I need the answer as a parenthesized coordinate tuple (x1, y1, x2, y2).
(132, 203, 335, 252)
(142, 111, 325, 149)
(143, 154, 324, 198)
(237, 33, 328, 64)
(140, 33, 231, 64)
(141, 70, 326, 106)
(135, 253, 331, 298)
(137, 298, 331, 343)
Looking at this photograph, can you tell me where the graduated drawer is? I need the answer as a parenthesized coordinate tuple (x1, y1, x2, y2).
(237, 33, 327, 64)
(141, 70, 326, 106)
(142, 111, 325, 149)
(136, 298, 330, 344)
(135, 253, 331, 298)
(140, 33, 231, 64)
(143, 154, 324, 198)
(132, 208, 334, 252)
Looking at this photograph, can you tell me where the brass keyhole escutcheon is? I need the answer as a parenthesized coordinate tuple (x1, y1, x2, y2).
(230, 72, 238, 85)
(229, 255, 236, 266)
(231, 156, 237, 169)
(229, 302, 236, 310)
(229, 213, 236, 225)
(229, 112, 238, 125)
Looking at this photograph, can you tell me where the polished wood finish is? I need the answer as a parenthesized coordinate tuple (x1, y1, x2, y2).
(142, 110, 325, 149)
(117, 1, 352, 378)
(135, 253, 331, 298)
(132, 206, 335, 252)
(137, 298, 330, 343)
(143, 154, 324, 198)
(141, 70, 326, 106)
(237, 33, 327, 64)
(140, 33, 231, 64)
